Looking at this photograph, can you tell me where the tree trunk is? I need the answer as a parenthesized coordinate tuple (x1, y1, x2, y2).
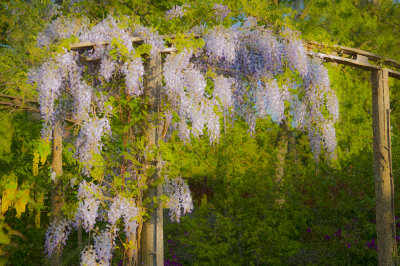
(138, 52, 164, 266)
(371, 69, 397, 266)
(50, 124, 64, 266)
(275, 123, 288, 184)
(275, 123, 288, 206)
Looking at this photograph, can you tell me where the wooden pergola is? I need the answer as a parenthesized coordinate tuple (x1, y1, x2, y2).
(305, 42, 400, 265)
(1, 38, 400, 265)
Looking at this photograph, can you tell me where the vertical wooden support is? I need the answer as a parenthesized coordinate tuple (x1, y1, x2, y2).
(139, 52, 164, 266)
(50, 123, 64, 266)
(371, 68, 397, 265)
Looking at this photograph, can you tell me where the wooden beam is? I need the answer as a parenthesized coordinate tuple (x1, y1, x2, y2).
(371, 69, 397, 265)
(70, 34, 200, 51)
(308, 52, 400, 80)
(388, 68, 400, 79)
(309, 52, 381, 71)
(0, 93, 38, 104)
(305, 41, 400, 70)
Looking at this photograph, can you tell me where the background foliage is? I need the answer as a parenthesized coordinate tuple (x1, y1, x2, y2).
(0, 0, 399, 265)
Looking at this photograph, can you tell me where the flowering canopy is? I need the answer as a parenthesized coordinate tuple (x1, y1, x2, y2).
(30, 7, 338, 265)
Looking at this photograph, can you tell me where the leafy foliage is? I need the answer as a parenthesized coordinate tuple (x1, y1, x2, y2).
(0, 0, 400, 265)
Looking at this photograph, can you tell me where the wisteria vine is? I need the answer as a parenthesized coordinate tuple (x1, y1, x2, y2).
(31, 7, 339, 265)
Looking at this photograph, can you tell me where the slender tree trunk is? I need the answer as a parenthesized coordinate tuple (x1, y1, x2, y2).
(275, 123, 288, 206)
(371, 69, 397, 266)
(77, 225, 82, 251)
(50, 124, 64, 266)
(137, 52, 164, 266)
(275, 123, 288, 184)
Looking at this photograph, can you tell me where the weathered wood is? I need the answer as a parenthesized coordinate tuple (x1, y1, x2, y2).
(388, 68, 400, 79)
(310, 52, 381, 71)
(305, 41, 400, 70)
(0, 94, 38, 103)
(0, 94, 40, 112)
(70, 34, 199, 51)
(138, 53, 164, 266)
(371, 69, 397, 266)
(50, 123, 64, 266)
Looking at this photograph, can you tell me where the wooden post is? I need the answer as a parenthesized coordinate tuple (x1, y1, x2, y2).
(50, 123, 64, 266)
(138, 52, 164, 266)
(371, 68, 397, 265)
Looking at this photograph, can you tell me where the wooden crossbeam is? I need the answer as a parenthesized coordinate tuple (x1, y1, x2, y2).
(70, 34, 198, 51)
(0, 93, 39, 112)
(71, 37, 400, 81)
(305, 41, 400, 70)
(309, 52, 400, 79)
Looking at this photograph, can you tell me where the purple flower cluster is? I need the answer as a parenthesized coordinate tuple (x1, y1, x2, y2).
(44, 219, 72, 258)
(202, 24, 339, 159)
(33, 15, 342, 264)
(165, 5, 188, 20)
(366, 238, 377, 250)
(282, 28, 309, 77)
(213, 4, 231, 21)
(29, 59, 62, 140)
(165, 239, 182, 266)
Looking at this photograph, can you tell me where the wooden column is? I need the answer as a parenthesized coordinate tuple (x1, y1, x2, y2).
(50, 123, 64, 266)
(139, 52, 164, 266)
(371, 68, 397, 265)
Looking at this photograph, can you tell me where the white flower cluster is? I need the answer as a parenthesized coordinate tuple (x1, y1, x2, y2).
(37, 16, 85, 47)
(99, 57, 116, 82)
(213, 75, 234, 110)
(74, 117, 111, 176)
(81, 245, 108, 266)
(205, 25, 238, 63)
(255, 79, 289, 123)
(164, 177, 193, 222)
(163, 49, 222, 143)
(107, 196, 139, 241)
(28, 60, 62, 140)
(80, 16, 135, 53)
(122, 57, 145, 97)
(75, 181, 101, 232)
(93, 228, 116, 265)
